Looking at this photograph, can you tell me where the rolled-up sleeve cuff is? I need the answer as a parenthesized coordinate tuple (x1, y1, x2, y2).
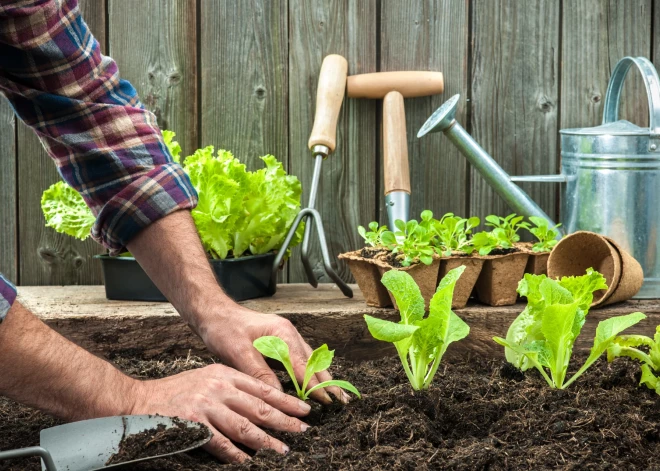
(91, 163, 198, 255)
(0, 274, 17, 323)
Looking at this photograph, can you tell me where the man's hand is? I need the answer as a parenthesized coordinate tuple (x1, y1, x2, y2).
(127, 210, 345, 403)
(200, 306, 349, 404)
(132, 364, 311, 463)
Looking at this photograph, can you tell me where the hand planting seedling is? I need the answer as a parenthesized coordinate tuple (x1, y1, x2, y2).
(364, 266, 470, 390)
(431, 213, 480, 256)
(252, 336, 360, 401)
(381, 219, 436, 266)
(494, 269, 645, 389)
(607, 325, 660, 394)
(358, 221, 389, 247)
(528, 216, 562, 252)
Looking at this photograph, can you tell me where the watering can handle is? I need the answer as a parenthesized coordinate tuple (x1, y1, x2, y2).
(602, 56, 660, 145)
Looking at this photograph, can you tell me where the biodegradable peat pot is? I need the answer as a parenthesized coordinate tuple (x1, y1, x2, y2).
(439, 256, 485, 309)
(96, 253, 277, 302)
(547, 231, 623, 307)
(601, 237, 645, 305)
(518, 242, 551, 276)
(475, 252, 530, 306)
(377, 256, 442, 309)
(339, 250, 392, 308)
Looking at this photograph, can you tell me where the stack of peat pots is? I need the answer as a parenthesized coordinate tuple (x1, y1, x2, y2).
(340, 242, 551, 309)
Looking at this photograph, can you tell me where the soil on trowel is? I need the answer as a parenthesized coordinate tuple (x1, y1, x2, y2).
(2, 353, 660, 470)
(105, 416, 210, 465)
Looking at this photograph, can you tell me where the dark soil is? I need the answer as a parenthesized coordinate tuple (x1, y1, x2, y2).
(486, 247, 519, 256)
(385, 251, 407, 268)
(105, 416, 210, 465)
(360, 247, 388, 260)
(2, 354, 660, 470)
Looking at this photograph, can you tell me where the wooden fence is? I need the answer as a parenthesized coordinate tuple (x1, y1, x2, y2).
(1, 0, 658, 286)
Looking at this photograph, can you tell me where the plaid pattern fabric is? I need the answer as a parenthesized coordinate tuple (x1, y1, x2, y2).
(0, 274, 17, 323)
(0, 0, 198, 256)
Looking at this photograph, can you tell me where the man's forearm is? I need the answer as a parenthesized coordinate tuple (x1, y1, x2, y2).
(0, 302, 139, 421)
(126, 209, 232, 339)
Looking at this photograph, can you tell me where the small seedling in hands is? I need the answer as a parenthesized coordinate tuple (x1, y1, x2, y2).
(253, 336, 360, 401)
(358, 221, 389, 247)
(364, 266, 470, 390)
(494, 269, 645, 389)
(607, 326, 660, 394)
(432, 213, 480, 256)
(528, 216, 561, 252)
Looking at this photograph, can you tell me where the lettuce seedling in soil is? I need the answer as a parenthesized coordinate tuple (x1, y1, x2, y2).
(431, 213, 480, 256)
(253, 337, 360, 401)
(364, 266, 470, 390)
(528, 216, 561, 252)
(607, 325, 660, 394)
(357, 221, 389, 247)
(494, 269, 645, 389)
(485, 213, 530, 244)
(380, 219, 436, 266)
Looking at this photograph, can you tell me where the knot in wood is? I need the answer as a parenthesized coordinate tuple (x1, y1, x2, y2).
(591, 94, 602, 104)
(168, 72, 182, 85)
(255, 86, 267, 99)
(73, 256, 85, 268)
(537, 95, 554, 113)
(38, 247, 58, 264)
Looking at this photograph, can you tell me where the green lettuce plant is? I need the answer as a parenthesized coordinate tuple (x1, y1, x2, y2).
(364, 266, 470, 390)
(252, 336, 360, 401)
(494, 269, 645, 389)
(485, 213, 529, 244)
(381, 219, 435, 266)
(528, 216, 562, 252)
(41, 131, 303, 260)
(432, 213, 480, 256)
(471, 229, 511, 255)
(607, 326, 660, 394)
(357, 221, 389, 247)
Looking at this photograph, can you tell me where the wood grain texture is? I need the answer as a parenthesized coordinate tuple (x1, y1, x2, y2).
(0, 99, 16, 283)
(19, 284, 660, 362)
(380, 0, 468, 224)
(16, 0, 107, 286)
(200, 0, 287, 170)
(469, 0, 560, 225)
(108, 0, 197, 157)
(561, 1, 652, 132)
(288, 0, 378, 283)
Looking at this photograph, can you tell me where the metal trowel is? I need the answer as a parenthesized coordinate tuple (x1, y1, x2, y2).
(0, 415, 211, 471)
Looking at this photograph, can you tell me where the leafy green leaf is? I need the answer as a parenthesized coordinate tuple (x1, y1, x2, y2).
(380, 270, 425, 325)
(303, 344, 334, 393)
(253, 336, 300, 395)
(41, 181, 95, 240)
(306, 380, 361, 399)
(364, 315, 419, 342)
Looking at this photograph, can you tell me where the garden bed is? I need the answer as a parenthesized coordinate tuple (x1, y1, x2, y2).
(2, 353, 660, 470)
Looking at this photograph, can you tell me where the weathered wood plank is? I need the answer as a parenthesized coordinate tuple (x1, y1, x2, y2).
(108, 0, 197, 157)
(16, 1, 107, 286)
(561, 1, 651, 132)
(200, 0, 287, 171)
(0, 99, 16, 283)
(19, 284, 660, 362)
(469, 0, 560, 225)
(380, 0, 468, 223)
(288, 0, 378, 283)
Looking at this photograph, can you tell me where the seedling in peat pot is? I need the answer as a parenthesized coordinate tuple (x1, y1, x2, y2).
(607, 326, 660, 395)
(494, 269, 646, 389)
(364, 266, 470, 390)
(253, 337, 360, 401)
(528, 216, 562, 252)
(381, 219, 436, 266)
(432, 213, 480, 256)
(485, 213, 530, 244)
(472, 213, 528, 255)
(358, 221, 389, 247)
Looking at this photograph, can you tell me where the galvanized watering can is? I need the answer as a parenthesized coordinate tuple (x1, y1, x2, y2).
(418, 56, 660, 298)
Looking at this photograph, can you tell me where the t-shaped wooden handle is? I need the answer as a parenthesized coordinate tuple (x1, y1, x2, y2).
(383, 91, 411, 195)
(347, 71, 444, 99)
(308, 54, 348, 153)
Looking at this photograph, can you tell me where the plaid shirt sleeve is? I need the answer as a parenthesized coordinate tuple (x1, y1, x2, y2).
(0, 0, 198, 255)
(0, 274, 17, 324)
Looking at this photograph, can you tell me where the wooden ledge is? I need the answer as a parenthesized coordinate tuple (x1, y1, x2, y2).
(18, 285, 660, 361)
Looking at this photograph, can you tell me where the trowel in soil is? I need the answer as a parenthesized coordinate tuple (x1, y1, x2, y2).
(0, 415, 211, 471)
(273, 54, 354, 298)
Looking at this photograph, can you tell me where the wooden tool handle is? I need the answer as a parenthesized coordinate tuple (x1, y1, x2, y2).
(383, 91, 411, 195)
(347, 71, 444, 99)
(308, 54, 348, 153)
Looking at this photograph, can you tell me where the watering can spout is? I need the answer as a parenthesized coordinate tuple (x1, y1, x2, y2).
(418, 94, 563, 235)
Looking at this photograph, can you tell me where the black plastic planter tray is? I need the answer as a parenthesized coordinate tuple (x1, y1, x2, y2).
(95, 253, 277, 302)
